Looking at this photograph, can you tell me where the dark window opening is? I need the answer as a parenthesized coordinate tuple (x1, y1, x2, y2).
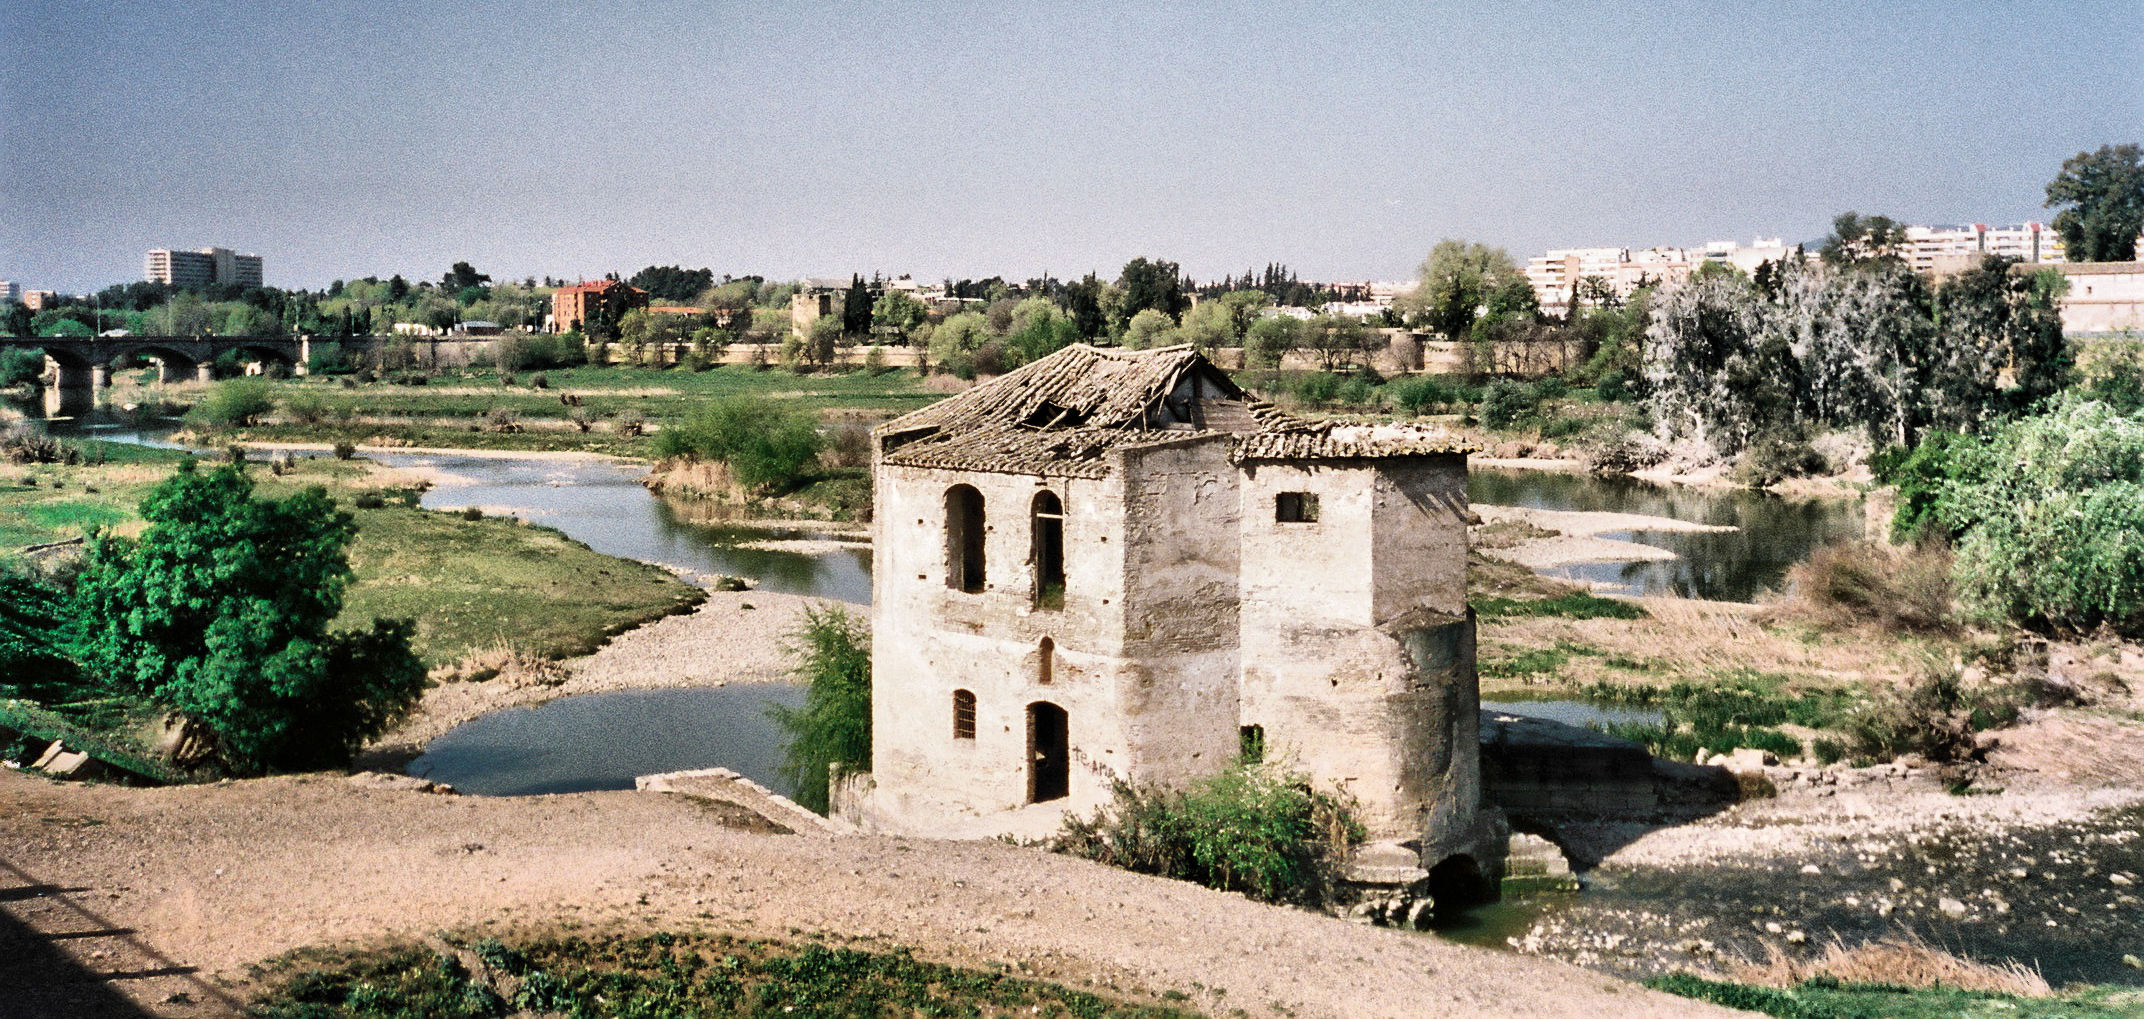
(1038, 636, 1054, 685)
(1276, 491, 1320, 523)
(952, 689, 976, 740)
(946, 485, 986, 593)
(1239, 725, 1265, 764)
(1032, 491, 1064, 609)
(1027, 701, 1069, 803)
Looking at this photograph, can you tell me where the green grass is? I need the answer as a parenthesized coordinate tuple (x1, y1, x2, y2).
(1473, 593, 1647, 620)
(250, 931, 1203, 1018)
(198, 365, 940, 455)
(1648, 973, 2144, 1019)
(1579, 671, 1860, 761)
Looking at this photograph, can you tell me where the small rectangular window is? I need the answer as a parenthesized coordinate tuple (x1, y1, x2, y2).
(1275, 492, 1319, 523)
(953, 690, 976, 740)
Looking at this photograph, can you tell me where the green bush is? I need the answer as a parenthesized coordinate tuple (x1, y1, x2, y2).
(0, 568, 80, 701)
(1928, 399, 2144, 635)
(1582, 675, 1861, 762)
(279, 389, 331, 425)
(0, 347, 45, 387)
(652, 396, 825, 494)
(304, 341, 353, 375)
(186, 377, 276, 427)
(1293, 371, 1341, 405)
(69, 461, 426, 773)
(767, 604, 870, 813)
(1055, 764, 1363, 905)
(1732, 432, 1826, 488)
(1478, 379, 1538, 429)
(1389, 375, 1451, 415)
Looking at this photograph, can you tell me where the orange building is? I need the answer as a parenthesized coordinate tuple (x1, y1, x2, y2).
(550, 279, 649, 334)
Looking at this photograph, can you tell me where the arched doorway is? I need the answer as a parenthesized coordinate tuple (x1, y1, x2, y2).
(1026, 701, 1068, 803)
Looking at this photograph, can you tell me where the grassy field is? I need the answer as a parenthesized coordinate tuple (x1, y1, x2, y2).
(1, 443, 699, 668)
(250, 931, 1200, 1019)
(167, 364, 943, 456)
(1651, 973, 2144, 1019)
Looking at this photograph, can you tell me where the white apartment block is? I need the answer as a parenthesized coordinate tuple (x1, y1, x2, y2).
(146, 247, 264, 289)
(1525, 239, 1794, 310)
(1900, 223, 2065, 275)
(0, 281, 18, 303)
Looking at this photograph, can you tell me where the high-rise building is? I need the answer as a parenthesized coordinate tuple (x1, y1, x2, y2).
(21, 290, 59, 311)
(146, 247, 264, 288)
(0, 281, 18, 303)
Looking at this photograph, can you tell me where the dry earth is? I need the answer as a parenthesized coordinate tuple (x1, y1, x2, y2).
(0, 770, 1744, 1019)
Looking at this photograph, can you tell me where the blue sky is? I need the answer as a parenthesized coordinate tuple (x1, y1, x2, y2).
(4, 0, 2139, 292)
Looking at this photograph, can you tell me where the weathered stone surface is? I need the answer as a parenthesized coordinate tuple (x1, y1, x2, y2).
(346, 772, 457, 795)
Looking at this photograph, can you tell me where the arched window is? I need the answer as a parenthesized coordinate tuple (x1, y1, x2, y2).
(952, 689, 976, 740)
(1031, 490, 1064, 609)
(945, 485, 986, 593)
(1037, 636, 1054, 686)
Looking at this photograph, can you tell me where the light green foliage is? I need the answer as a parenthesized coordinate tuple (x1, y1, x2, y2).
(1056, 764, 1363, 905)
(2075, 333, 2144, 411)
(1243, 315, 1302, 368)
(1394, 239, 1529, 339)
(1176, 300, 1237, 352)
(927, 311, 992, 376)
(1933, 399, 2144, 633)
(69, 462, 425, 773)
(1004, 297, 1078, 366)
(2045, 143, 2144, 263)
(652, 396, 824, 493)
(1300, 313, 1372, 371)
(188, 377, 277, 427)
(768, 604, 870, 814)
(871, 290, 928, 340)
(1121, 308, 1177, 350)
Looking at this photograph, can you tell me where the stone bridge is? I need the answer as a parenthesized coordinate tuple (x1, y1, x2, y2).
(1, 334, 312, 387)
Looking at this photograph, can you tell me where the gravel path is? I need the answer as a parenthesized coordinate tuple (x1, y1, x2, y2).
(0, 770, 1742, 1019)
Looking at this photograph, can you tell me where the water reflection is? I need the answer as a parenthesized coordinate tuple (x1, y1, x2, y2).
(1468, 468, 1863, 601)
(406, 684, 805, 796)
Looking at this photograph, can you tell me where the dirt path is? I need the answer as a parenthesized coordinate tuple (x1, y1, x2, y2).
(0, 771, 1742, 1019)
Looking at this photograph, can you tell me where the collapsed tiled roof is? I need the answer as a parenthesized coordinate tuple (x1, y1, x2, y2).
(876, 343, 1470, 478)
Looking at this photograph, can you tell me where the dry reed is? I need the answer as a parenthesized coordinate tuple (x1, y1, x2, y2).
(1729, 932, 2049, 997)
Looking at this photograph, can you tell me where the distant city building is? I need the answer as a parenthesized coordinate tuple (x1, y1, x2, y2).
(1899, 223, 2066, 276)
(549, 279, 649, 333)
(0, 281, 18, 303)
(1524, 240, 1792, 310)
(146, 247, 264, 289)
(21, 290, 59, 311)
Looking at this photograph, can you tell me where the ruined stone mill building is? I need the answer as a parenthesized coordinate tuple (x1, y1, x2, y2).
(834, 344, 1498, 886)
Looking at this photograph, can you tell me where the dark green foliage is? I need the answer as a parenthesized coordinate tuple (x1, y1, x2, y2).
(1388, 374, 1478, 415)
(1869, 431, 1981, 542)
(69, 461, 425, 773)
(1477, 379, 1539, 429)
(2045, 143, 2144, 263)
(0, 568, 80, 700)
(1472, 593, 1647, 620)
(491, 333, 588, 371)
(187, 377, 277, 427)
(0, 346, 45, 386)
(767, 605, 870, 813)
(1056, 765, 1362, 905)
(652, 396, 826, 494)
(1647, 972, 2138, 1019)
(251, 932, 1198, 1019)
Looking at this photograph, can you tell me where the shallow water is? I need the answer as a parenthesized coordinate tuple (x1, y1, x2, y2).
(1467, 468, 1864, 601)
(1480, 699, 1664, 728)
(405, 684, 805, 797)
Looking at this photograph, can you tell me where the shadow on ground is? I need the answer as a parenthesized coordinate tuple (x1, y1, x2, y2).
(1, 859, 238, 1019)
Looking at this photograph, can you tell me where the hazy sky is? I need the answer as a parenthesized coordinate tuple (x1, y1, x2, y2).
(4, 1, 2139, 293)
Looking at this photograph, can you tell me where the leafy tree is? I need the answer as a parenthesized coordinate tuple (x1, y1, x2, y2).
(1643, 272, 1798, 454)
(626, 265, 713, 303)
(70, 462, 425, 772)
(2045, 143, 2144, 262)
(38, 318, 92, 338)
(1301, 313, 1375, 372)
(767, 604, 870, 814)
(0, 347, 45, 386)
(1244, 315, 1303, 368)
(1177, 300, 1236, 352)
(1062, 273, 1108, 339)
(617, 308, 692, 365)
(1820, 212, 1908, 267)
(442, 261, 491, 293)
(1395, 240, 1529, 339)
(1121, 308, 1177, 350)
(3, 302, 31, 336)
(1114, 257, 1187, 331)
(927, 311, 992, 376)
(386, 274, 411, 301)
(0, 569, 79, 700)
(652, 396, 824, 492)
(1929, 257, 2068, 425)
(187, 378, 277, 427)
(1003, 297, 1077, 365)
(871, 291, 928, 341)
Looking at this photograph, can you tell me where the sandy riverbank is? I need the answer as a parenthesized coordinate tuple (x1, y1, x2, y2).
(1473, 503, 1735, 573)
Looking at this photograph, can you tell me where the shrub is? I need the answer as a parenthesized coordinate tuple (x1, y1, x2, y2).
(279, 389, 331, 425)
(304, 341, 353, 375)
(459, 506, 483, 521)
(69, 461, 426, 773)
(1731, 432, 1826, 488)
(862, 344, 890, 376)
(1293, 372, 1341, 406)
(352, 491, 385, 509)
(652, 397, 824, 494)
(1844, 658, 2033, 763)
(332, 441, 357, 460)
(187, 378, 276, 427)
(529, 373, 549, 389)
(0, 569, 80, 700)
(1586, 434, 1666, 475)
(1, 425, 77, 465)
(822, 419, 874, 470)
(1389, 375, 1451, 415)
(1055, 764, 1363, 905)
(1478, 379, 1538, 429)
(0, 347, 46, 387)
(482, 406, 521, 433)
(767, 605, 870, 813)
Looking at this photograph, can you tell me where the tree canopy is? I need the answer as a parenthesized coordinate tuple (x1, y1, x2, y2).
(69, 462, 425, 773)
(2045, 143, 2144, 262)
(1820, 212, 1909, 267)
(1394, 240, 1529, 339)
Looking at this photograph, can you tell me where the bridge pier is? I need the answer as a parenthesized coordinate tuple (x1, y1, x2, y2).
(195, 362, 214, 384)
(90, 364, 110, 389)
